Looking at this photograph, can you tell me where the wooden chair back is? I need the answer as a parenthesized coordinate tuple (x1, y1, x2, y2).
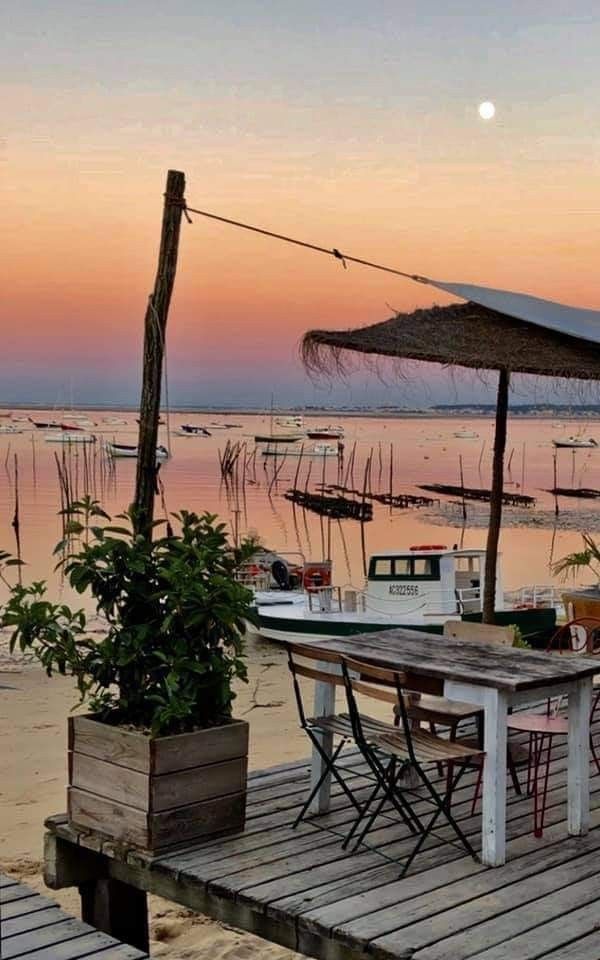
(287, 644, 344, 728)
(341, 656, 416, 760)
(443, 620, 514, 646)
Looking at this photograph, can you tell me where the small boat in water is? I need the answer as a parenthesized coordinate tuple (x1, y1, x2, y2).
(103, 417, 128, 425)
(30, 417, 61, 429)
(45, 432, 96, 444)
(255, 433, 303, 444)
(553, 437, 598, 449)
(453, 430, 479, 439)
(275, 415, 304, 429)
(177, 424, 211, 437)
(106, 441, 169, 460)
(0, 424, 23, 434)
(262, 442, 340, 458)
(306, 425, 344, 440)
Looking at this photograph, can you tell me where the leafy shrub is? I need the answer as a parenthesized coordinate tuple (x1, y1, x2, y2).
(1, 499, 256, 735)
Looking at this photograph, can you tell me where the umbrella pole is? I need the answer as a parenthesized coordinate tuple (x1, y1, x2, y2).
(483, 367, 510, 623)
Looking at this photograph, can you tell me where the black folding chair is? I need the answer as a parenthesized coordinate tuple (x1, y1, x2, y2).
(287, 644, 396, 829)
(341, 656, 484, 877)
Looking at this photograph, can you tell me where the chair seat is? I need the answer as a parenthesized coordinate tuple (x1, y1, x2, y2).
(373, 728, 485, 765)
(406, 694, 483, 725)
(307, 712, 395, 739)
(507, 713, 569, 735)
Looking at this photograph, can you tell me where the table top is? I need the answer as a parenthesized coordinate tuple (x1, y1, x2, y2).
(284, 627, 600, 691)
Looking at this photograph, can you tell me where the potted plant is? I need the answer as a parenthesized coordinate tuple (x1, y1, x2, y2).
(553, 533, 600, 589)
(1, 499, 256, 852)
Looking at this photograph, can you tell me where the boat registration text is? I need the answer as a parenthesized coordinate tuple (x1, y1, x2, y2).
(389, 584, 420, 597)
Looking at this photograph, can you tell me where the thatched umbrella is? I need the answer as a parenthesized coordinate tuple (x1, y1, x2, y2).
(302, 279, 600, 622)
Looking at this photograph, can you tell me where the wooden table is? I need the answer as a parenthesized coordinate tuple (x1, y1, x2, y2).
(283, 629, 600, 866)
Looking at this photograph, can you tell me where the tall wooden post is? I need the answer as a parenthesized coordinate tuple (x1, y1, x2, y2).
(133, 170, 186, 537)
(483, 367, 510, 623)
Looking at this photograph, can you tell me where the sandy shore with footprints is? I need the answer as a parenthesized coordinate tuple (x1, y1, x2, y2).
(0, 630, 307, 959)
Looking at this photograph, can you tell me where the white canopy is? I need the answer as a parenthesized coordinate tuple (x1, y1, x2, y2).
(425, 280, 600, 347)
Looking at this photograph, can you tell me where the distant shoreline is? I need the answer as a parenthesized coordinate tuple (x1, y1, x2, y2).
(2, 404, 600, 421)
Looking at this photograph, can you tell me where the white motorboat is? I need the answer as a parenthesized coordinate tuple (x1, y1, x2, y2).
(453, 430, 479, 439)
(105, 441, 169, 460)
(261, 442, 339, 458)
(254, 545, 558, 645)
(275, 415, 304, 429)
(0, 424, 23, 434)
(553, 437, 598, 449)
(45, 432, 96, 444)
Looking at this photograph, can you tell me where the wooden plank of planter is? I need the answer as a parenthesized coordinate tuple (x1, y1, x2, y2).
(152, 720, 249, 775)
(150, 791, 246, 848)
(70, 754, 150, 811)
(69, 717, 150, 774)
(152, 758, 247, 811)
(69, 787, 247, 851)
(68, 788, 150, 849)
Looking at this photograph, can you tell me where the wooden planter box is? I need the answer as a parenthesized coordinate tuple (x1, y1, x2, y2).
(67, 715, 248, 852)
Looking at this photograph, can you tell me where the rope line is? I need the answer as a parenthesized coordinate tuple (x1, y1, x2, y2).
(168, 198, 431, 285)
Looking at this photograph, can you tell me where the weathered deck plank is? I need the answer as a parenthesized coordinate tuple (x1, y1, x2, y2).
(0, 873, 149, 959)
(43, 717, 600, 960)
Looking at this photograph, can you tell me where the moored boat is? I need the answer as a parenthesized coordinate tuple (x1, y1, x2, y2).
(306, 425, 344, 440)
(261, 442, 340, 458)
(177, 424, 211, 437)
(553, 437, 597, 449)
(105, 441, 169, 460)
(254, 433, 303, 444)
(453, 430, 479, 439)
(30, 417, 61, 429)
(255, 545, 558, 645)
(0, 424, 23, 434)
(45, 432, 96, 444)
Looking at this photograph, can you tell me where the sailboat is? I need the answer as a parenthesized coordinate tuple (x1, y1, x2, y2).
(255, 396, 304, 444)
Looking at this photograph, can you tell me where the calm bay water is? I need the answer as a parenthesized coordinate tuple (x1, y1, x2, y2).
(1, 411, 599, 612)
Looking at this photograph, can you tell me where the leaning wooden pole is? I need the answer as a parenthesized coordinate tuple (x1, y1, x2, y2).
(133, 169, 186, 537)
(483, 367, 510, 623)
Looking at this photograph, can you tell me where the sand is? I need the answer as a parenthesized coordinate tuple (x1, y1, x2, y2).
(0, 631, 307, 959)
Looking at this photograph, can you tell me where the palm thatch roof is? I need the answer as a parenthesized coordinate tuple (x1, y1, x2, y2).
(302, 283, 600, 381)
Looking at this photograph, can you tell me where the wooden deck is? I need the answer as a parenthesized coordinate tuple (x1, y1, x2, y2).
(44, 717, 600, 960)
(0, 873, 148, 959)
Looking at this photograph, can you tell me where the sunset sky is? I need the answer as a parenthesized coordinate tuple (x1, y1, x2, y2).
(3, 2, 600, 407)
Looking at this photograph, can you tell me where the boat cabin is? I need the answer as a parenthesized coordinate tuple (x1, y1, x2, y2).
(366, 546, 504, 618)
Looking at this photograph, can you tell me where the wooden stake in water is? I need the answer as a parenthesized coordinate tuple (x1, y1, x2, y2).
(388, 443, 394, 515)
(459, 454, 467, 522)
(553, 450, 559, 517)
(12, 454, 22, 584)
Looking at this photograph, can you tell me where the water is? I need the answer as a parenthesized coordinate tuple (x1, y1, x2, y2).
(0, 411, 598, 611)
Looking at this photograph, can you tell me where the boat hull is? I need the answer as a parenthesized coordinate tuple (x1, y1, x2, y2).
(256, 605, 556, 647)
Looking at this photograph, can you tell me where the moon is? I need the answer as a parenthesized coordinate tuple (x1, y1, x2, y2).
(478, 101, 496, 120)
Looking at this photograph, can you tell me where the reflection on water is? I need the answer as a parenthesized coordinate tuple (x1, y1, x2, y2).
(1, 411, 599, 612)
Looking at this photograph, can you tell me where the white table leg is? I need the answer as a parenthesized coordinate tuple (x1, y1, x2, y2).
(445, 680, 508, 866)
(309, 668, 336, 814)
(568, 676, 592, 836)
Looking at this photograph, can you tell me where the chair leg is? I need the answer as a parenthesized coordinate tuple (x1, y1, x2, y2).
(401, 763, 477, 878)
(537, 734, 554, 838)
(294, 738, 347, 828)
(471, 760, 483, 816)
(507, 744, 522, 796)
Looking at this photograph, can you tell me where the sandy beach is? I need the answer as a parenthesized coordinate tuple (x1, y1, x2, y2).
(0, 631, 307, 959)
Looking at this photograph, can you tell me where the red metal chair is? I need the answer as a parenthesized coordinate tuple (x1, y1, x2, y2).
(502, 619, 600, 838)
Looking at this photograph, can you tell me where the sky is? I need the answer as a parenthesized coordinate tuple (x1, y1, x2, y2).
(3, 1, 600, 407)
